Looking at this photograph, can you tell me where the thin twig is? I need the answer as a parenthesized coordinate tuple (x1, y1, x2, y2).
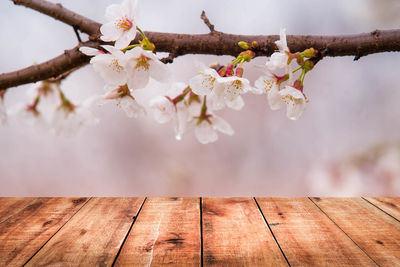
(160, 52, 179, 64)
(73, 25, 82, 43)
(200, 11, 215, 33)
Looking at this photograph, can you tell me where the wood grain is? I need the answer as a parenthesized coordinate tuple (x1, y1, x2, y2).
(0, 198, 37, 224)
(256, 198, 376, 266)
(312, 197, 400, 266)
(0, 197, 88, 266)
(364, 197, 400, 222)
(202, 198, 288, 266)
(26, 197, 144, 267)
(114, 197, 201, 266)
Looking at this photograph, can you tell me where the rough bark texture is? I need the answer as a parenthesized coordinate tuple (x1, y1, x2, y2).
(2, 0, 400, 91)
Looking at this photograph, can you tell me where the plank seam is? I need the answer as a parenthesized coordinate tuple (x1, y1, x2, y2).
(0, 198, 40, 225)
(361, 197, 400, 223)
(200, 197, 204, 267)
(308, 198, 380, 267)
(23, 197, 93, 266)
(111, 197, 147, 267)
(253, 198, 291, 267)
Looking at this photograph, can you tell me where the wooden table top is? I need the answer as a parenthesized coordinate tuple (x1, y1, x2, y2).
(0, 197, 399, 266)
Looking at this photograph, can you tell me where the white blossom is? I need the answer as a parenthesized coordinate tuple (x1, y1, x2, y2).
(123, 47, 169, 90)
(51, 97, 99, 136)
(116, 95, 146, 118)
(266, 28, 290, 72)
(149, 82, 191, 140)
(189, 67, 221, 96)
(100, 0, 138, 49)
(279, 85, 306, 120)
(79, 47, 103, 56)
(150, 96, 176, 124)
(192, 115, 234, 144)
(86, 45, 127, 87)
(190, 68, 253, 111)
(254, 66, 284, 110)
(210, 76, 256, 111)
(103, 84, 146, 118)
(13, 103, 48, 131)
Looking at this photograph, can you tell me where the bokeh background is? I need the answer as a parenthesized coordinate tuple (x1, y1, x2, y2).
(1, 0, 400, 196)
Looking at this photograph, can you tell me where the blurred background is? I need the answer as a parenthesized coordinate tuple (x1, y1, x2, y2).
(1, 0, 400, 196)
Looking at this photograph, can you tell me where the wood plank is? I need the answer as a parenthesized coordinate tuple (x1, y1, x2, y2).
(0, 197, 37, 224)
(0, 197, 88, 266)
(26, 197, 145, 267)
(364, 197, 400, 221)
(312, 197, 400, 266)
(202, 198, 287, 266)
(114, 197, 201, 266)
(256, 198, 376, 266)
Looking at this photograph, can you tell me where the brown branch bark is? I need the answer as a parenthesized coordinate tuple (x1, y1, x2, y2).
(0, 42, 98, 90)
(2, 0, 400, 91)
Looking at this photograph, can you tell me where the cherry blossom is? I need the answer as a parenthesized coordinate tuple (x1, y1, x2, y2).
(191, 114, 234, 144)
(150, 95, 176, 124)
(189, 68, 252, 111)
(13, 100, 48, 131)
(254, 66, 285, 110)
(213, 76, 256, 108)
(100, 0, 138, 49)
(51, 94, 99, 136)
(103, 84, 146, 118)
(81, 45, 127, 87)
(150, 83, 193, 140)
(266, 28, 290, 72)
(189, 67, 221, 96)
(123, 47, 169, 90)
(279, 85, 306, 120)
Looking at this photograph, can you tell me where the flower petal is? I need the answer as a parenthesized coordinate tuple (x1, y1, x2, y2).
(105, 4, 124, 21)
(211, 116, 234, 136)
(126, 65, 150, 90)
(195, 121, 218, 144)
(119, 96, 146, 118)
(268, 86, 284, 110)
(100, 22, 122, 42)
(226, 95, 244, 111)
(149, 59, 170, 82)
(79, 47, 102, 56)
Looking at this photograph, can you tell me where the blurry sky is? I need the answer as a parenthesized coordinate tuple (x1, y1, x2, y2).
(0, 0, 400, 196)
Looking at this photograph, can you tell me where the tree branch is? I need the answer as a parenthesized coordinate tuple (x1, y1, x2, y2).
(200, 11, 216, 33)
(2, 0, 400, 91)
(0, 41, 98, 90)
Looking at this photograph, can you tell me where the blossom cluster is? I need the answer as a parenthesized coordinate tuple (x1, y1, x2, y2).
(0, 0, 319, 144)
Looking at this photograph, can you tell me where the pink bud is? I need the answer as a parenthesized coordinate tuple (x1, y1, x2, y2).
(225, 64, 234, 77)
(235, 66, 244, 77)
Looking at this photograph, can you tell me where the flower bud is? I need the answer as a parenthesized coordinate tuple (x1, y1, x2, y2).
(225, 64, 234, 77)
(235, 66, 244, 77)
(218, 66, 227, 77)
(293, 80, 304, 91)
(238, 41, 250, 50)
(251, 41, 258, 49)
(300, 48, 317, 58)
(303, 60, 314, 72)
(239, 50, 255, 62)
(209, 62, 222, 72)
